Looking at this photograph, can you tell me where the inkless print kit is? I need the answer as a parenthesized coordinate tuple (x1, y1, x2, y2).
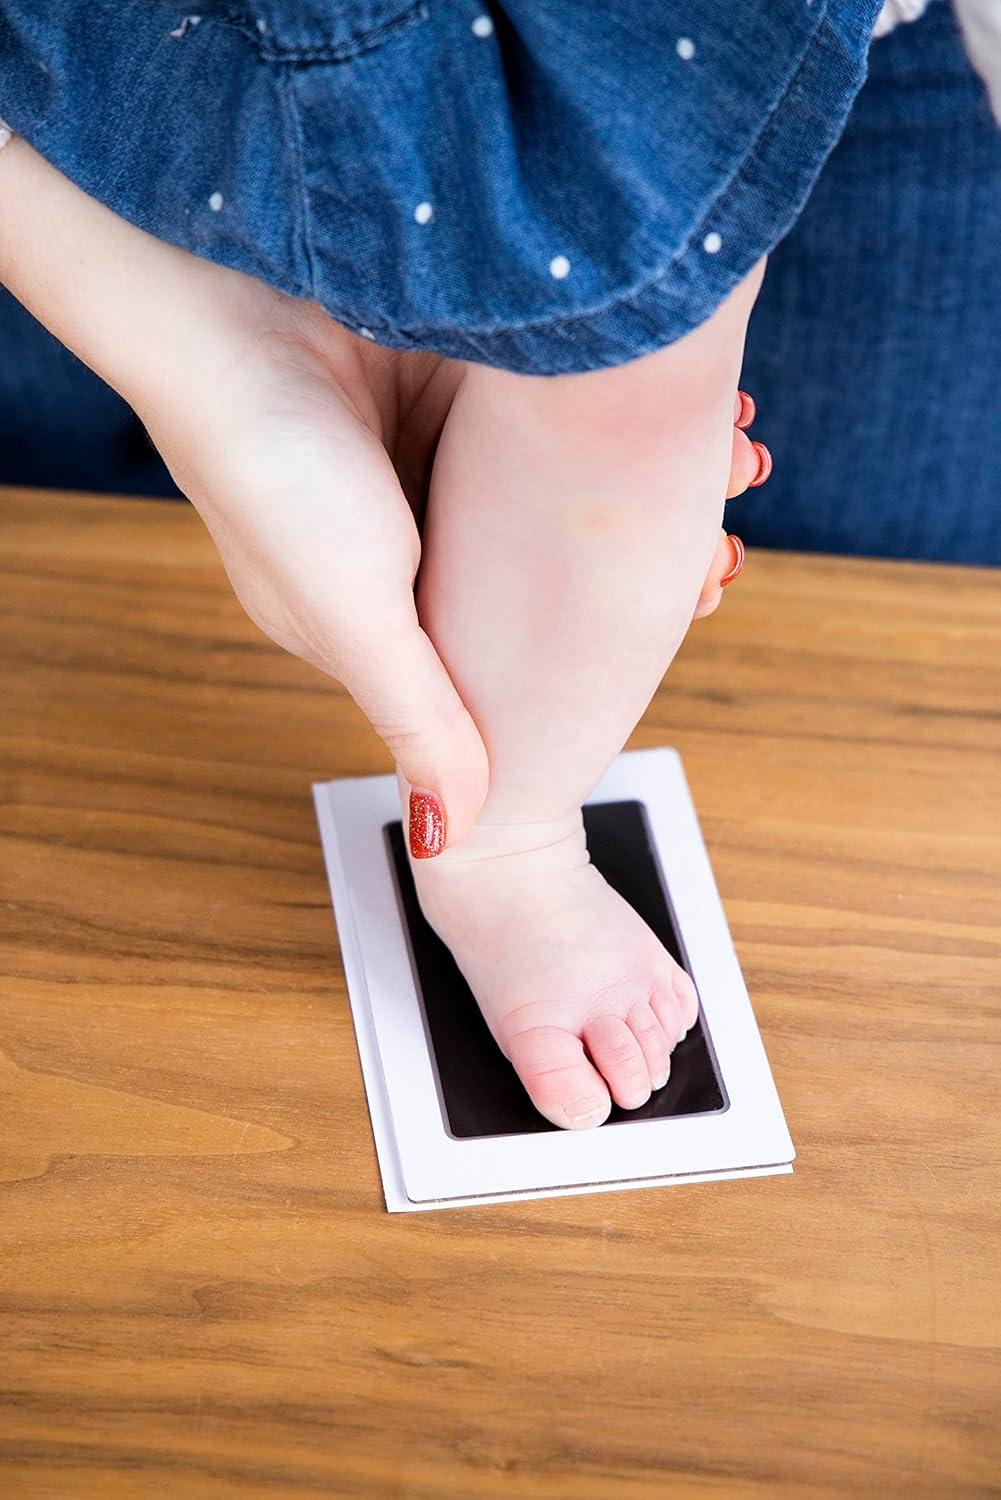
(314, 749, 795, 1211)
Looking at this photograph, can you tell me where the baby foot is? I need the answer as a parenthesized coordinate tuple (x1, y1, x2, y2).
(409, 810, 699, 1129)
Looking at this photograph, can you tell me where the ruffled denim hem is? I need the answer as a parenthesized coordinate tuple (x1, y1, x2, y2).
(350, 5, 882, 371)
(0, 0, 882, 374)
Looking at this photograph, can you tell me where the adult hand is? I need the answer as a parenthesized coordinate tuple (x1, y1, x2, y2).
(141, 287, 494, 853)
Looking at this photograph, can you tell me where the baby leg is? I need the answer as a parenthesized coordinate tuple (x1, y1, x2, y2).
(408, 271, 761, 1127)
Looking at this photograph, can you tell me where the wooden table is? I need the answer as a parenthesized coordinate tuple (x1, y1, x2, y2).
(2, 487, 999, 1499)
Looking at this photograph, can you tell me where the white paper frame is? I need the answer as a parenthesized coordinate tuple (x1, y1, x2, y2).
(314, 748, 794, 1211)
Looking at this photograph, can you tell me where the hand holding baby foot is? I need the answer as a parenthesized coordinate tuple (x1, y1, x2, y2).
(121, 200, 765, 1129)
(0, 140, 769, 1133)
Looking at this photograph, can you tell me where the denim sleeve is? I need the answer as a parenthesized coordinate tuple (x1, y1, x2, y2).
(0, 1, 882, 374)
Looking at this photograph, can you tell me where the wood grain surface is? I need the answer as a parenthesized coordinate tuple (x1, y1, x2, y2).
(2, 486, 999, 1499)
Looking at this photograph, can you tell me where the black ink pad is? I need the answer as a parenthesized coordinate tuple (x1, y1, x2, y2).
(385, 799, 728, 1139)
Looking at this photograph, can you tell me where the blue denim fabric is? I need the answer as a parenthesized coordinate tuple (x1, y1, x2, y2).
(0, 0, 880, 374)
(1, 3, 996, 561)
(739, 0, 1001, 563)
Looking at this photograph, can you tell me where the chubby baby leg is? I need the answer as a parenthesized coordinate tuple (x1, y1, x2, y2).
(406, 268, 763, 1127)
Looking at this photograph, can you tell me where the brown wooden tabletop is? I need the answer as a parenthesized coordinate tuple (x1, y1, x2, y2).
(2, 486, 999, 1499)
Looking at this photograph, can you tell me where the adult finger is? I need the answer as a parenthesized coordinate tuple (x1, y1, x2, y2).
(692, 530, 746, 619)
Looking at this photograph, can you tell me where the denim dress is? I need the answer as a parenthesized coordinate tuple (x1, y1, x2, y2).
(0, 0, 882, 374)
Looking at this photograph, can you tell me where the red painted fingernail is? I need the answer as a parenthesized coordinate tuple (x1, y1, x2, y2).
(720, 534, 745, 586)
(748, 440, 772, 487)
(736, 390, 756, 430)
(409, 788, 446, 858)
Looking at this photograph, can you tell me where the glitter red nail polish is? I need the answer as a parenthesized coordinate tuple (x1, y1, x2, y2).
(720, 534, 745, 586)
(748, 440, 772, 487)
(736, 390, 756, 430)
(409, 789, 445, 858)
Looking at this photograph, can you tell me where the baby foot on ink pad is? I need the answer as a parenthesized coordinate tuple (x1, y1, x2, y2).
(409, 809, 698, 1129)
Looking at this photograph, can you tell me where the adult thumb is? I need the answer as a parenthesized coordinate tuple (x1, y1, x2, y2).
(338, 612, 490, 859)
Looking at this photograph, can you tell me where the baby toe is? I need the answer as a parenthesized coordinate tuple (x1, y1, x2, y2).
(672, 968, 700, 1032)
(627, 999, 670, 1091)
(651, 988, 685, 1049)
(583, 1014, 652, 1112)
(506, 1025, 611, 1130)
